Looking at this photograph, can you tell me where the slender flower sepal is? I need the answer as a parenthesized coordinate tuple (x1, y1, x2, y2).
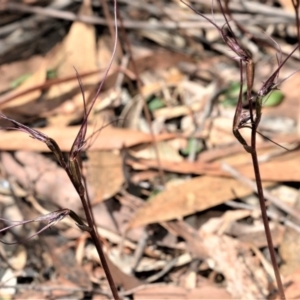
(0, 113, 67, 168)
(0, 209, 90, 245)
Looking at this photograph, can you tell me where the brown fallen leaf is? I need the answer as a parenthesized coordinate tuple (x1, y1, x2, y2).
(0, 126, 176, 152)
(128, 158, 221, 176)
(199, 232, 268, 299)
(42, 235, 91, 294)
(134, 284, 231, 299)
(238, 150, 300, 182)
(199, 134, 299, 163)
(277, 70, 300, 123)
(130, 141, 183, 162)
(46, 0, 98, 100)
(279, 193, 300, 276)
(133, 147, 300, 182)
(1, 151, 81, 212)
(0, 50, 193, 112)
(97, 35, 118, 69)
(0, 55, 44, 94)
(1, 58, 47, 111)
(277, 0, 296, 13)
(273, 268, 300, 299)
(86, 150, 124, 203)
(129, 175, 272, 228)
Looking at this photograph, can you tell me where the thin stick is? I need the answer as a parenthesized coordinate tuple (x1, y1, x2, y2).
(249, 138, 285, 299)
(181, 0, 288, 297)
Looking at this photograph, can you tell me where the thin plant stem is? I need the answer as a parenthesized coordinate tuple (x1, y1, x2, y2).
(181, 0, 291, 298)
(250, 128, 285, 299)
(67, 167, 120, 300)
(69, 0, 120, 296)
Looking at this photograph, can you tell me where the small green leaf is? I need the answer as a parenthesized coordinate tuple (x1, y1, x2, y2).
(181, 138, 202, 156)
(222, 97, 238, 107)
(46, 69, 58, 80)
(262, 90, 284, 107)
(148, 97, 165, 111)
(10, 73, 31, 89)
(225, 82, 246, 98)
(221, 82, 247, 107)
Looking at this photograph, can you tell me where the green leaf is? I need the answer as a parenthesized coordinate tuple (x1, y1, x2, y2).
(46, 69, 58, 80)
(221, 82, 247, 107)
(181, 138, 202, 156)
(225, 81, 246, 98)
(148, 97, 165, 111)
(10, 73, 31, 89)
(222, 97, 238, 107)
(262, 90, 284, 107)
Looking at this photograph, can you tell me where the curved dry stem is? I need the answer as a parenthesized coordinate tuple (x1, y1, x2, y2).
(0, 209, 71, 245)
(183, 1, 290, 298)
(70, 0, 119, 161)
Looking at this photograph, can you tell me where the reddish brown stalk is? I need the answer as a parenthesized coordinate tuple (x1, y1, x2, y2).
(0, 112, 120, 299)
(70, 2, 119, 161)
(0, 0, 121, 299)
(67, 1, 120, 298)
(180, 0, 255, 124)
(232, 60, 253, 153)
(180, 1, 297, 298)
(99, 0, 123, 59)
(249, 126, 285, 299)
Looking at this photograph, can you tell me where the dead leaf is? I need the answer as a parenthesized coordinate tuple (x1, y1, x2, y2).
(130, 142, 183, 162)
(0, 55, 44, 94)
(134, 146, 300, 182)
(8, 245, 27, 271)
(134, 285, 231, 299)
(42, 235, 91, 294)
(238, 150, 300, 182)
(46, 0, 98, 99)
(278, 0, 295, 11)
(86, 150, 124, 203)
(128, 158, 221, 176)
(129, 175, 268, 227)
(279, 192, 300, 276)
(1, 58, 47, 110)
(278, 71, 300, 124)
(274, 268, 300, 299)
(1, 151, 81, 211)
(97, 35, 117, 69)
(0, 126, 176, 152)
(85, 244, 142, 290)
(199, 232, 268, 299)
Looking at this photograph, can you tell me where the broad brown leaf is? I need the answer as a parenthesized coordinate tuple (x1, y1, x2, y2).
(129, 175, 271, 227)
